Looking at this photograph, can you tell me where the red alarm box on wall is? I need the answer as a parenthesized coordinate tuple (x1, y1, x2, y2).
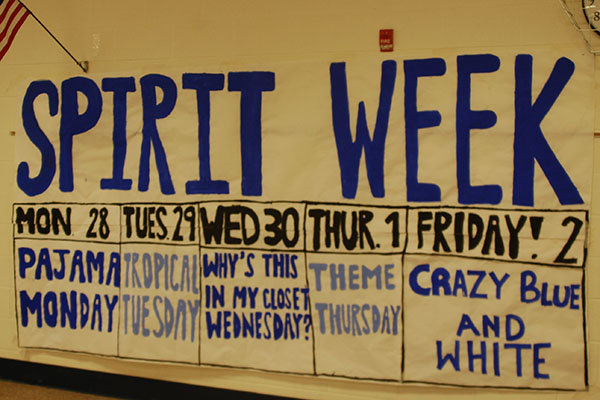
(379, 29, 393, 52)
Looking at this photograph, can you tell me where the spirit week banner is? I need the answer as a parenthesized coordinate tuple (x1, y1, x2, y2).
(12, 51, 592, 390)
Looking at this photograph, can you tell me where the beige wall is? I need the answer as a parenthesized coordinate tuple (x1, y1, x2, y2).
(0, 1, 598, 398)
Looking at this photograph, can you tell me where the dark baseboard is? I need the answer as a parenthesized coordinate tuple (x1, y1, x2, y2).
(0, 358, 289, 399)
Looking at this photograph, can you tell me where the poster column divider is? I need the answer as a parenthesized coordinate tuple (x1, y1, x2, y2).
(117, 203, 122, 358)
(301, 200, 317, 376)
(400, 205, 410, 382)
(197, 201, 202, 365)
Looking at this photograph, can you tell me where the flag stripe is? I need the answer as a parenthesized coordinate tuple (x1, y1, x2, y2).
(0, 2, 24, 43)
(0, 0, 16, 27)
(0, 6, 27, 61)
(0, 0, 28, 61)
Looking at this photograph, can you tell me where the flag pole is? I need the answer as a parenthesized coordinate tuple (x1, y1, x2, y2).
(17, 0, 88, 73)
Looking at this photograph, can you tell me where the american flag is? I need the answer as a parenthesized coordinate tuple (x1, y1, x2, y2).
(0, 0, 29, 61)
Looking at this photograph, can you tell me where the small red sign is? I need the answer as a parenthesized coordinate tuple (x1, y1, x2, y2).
(379, 29, 393, 52)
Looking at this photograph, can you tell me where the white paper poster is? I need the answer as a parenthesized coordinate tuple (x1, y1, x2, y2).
(13, 51, 592, 390)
